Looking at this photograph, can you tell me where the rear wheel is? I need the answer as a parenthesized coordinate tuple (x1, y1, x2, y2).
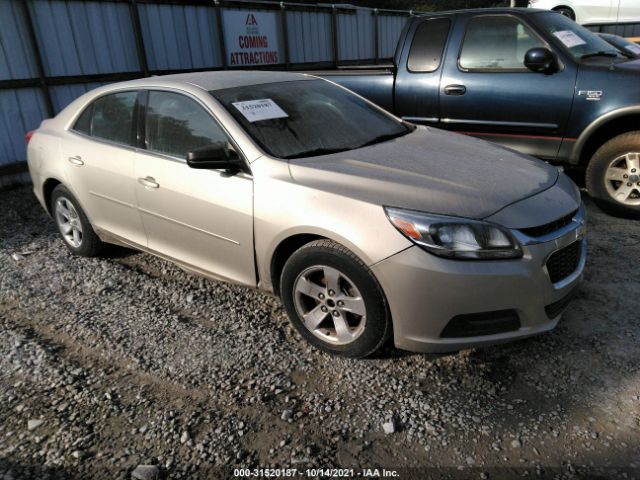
(280, 239, 391, 358)
(553, 6, 575, 20)
(586, 131, 640, 217)
(51, 185, 104, 256)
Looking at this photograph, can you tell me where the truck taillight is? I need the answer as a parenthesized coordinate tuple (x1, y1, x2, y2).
(25, 130, 35, 144)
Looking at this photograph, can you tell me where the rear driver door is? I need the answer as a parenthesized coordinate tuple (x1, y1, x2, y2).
(394, 17, 452, 124)
(62, 90, 147, 246)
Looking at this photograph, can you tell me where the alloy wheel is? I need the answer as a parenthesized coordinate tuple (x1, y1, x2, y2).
(292, 265, 367, 345)
(604, 152, 640, 206)
(55, 197, 83, 248)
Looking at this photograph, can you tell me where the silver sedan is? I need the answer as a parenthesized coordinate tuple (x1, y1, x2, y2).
(26, 71, 586, 357)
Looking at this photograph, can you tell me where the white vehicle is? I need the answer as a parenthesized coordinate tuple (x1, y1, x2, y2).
(528, 0, 640, 25)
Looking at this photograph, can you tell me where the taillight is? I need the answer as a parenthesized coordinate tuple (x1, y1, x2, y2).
(25, 130, 35, 144)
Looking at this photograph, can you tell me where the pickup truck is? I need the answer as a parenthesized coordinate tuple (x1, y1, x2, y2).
(319, 8, 640, 216)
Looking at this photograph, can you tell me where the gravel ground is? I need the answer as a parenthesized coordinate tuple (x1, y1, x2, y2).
(0, 185, 639, 480)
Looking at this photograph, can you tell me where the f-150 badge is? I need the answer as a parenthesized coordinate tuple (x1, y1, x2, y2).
(578, 90, 603, 101)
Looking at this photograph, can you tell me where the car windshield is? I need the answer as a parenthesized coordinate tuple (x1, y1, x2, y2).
(211, 80, 413, 159)
(532, 11, 622, 61)
(601, 34, 640, 57)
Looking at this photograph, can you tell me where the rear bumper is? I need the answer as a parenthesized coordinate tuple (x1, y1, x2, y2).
(372, 208, 586, 354)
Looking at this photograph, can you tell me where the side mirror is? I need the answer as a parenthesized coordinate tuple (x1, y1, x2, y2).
(187, 144, 242, 171)
(524, 47, 557, 73)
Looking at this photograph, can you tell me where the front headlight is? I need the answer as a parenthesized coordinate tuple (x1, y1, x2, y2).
(385, 207, 522, 260)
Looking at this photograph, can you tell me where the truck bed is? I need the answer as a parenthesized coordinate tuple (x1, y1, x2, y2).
(306, 67, 395, 113)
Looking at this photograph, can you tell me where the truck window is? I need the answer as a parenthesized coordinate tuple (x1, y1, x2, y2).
(459, 16, 543, 71)
(407, 18, 451, 73)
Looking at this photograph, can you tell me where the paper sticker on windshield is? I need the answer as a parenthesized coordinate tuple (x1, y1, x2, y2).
(625, 44, 640, 55)
(232, 99, 288, 123)
(553, 30, 587, 48)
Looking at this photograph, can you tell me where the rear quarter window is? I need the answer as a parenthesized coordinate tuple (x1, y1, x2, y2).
(73, 104, 92, 135)
(91, 92, 137, 146)
(72, 91, 138, 147)
(407, 18, 451, 73)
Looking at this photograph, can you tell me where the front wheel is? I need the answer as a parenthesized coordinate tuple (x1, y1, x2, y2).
(586, 131, 640, 217)
(280, 239, 391, 358)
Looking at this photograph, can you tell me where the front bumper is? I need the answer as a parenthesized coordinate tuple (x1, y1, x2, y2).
(372, 206, 586, 353)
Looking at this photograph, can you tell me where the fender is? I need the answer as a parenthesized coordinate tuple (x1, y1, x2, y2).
(261, 224, 386, 294)
(571, 106, 640, 164)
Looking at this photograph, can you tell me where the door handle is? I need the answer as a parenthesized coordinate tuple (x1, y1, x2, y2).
(138, 176, 159, 189)
(444, 84, 467, 96)
(67, 155, 84, 166)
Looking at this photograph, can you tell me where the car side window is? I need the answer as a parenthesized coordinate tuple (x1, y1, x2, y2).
(73, 104, 93, 135)
(459, 16, 544, 71)
(145, 91, 230, 159)
(89, 92, 137, 146)
(407, 18, 451, 73)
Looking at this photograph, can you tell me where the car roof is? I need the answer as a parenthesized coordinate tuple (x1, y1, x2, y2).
(117, 70, 315, 92)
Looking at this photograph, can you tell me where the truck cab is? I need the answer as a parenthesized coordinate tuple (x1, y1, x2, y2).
(320, 8, 640, 216)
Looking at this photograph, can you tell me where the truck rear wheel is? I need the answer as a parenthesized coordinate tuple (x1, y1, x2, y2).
(586, 131, 640, 217)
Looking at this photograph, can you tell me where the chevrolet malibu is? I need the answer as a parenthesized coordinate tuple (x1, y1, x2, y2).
(26, 72, 586, 358)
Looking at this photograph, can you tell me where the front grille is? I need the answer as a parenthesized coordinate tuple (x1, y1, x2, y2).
(440, 309, 520, 338)
(519, 209, 577, 238)
(545, 289, 576, 319)
(546, 240, 582, 284)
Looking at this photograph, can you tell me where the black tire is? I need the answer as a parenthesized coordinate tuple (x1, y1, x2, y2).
(553, 7, 575, 20)
(585, 131, 640, 217)
(280, 239, 392, 358)
(50, 185, 104, 256)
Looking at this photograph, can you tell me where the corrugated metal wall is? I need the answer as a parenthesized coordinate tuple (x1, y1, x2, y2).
(30, 0, 139, 77)
(0, 0, 411, 182)
(0, 1, 38, 81)
(286, 10, 333, 64)
(138, 3, 223, 71)
(338, 10, 375, 61)
(50, 82, 106, 113)
(0, 89, 48, 167)
(0, 0, 43, 186)
(378, 14, 409, 59)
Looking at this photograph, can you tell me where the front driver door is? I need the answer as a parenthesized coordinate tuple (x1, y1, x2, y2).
(439, 14, 576, 160)
(134, 89, 255, 286)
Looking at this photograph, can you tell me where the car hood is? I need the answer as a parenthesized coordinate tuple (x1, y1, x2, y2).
(287, 127, 559, 220)
(610, 57, 640, 71)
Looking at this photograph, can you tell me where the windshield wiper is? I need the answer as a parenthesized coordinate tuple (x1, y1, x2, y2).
(580, 51, 618, 60)
(284, 125, 416, 159)
(284, 147, 351, 159)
